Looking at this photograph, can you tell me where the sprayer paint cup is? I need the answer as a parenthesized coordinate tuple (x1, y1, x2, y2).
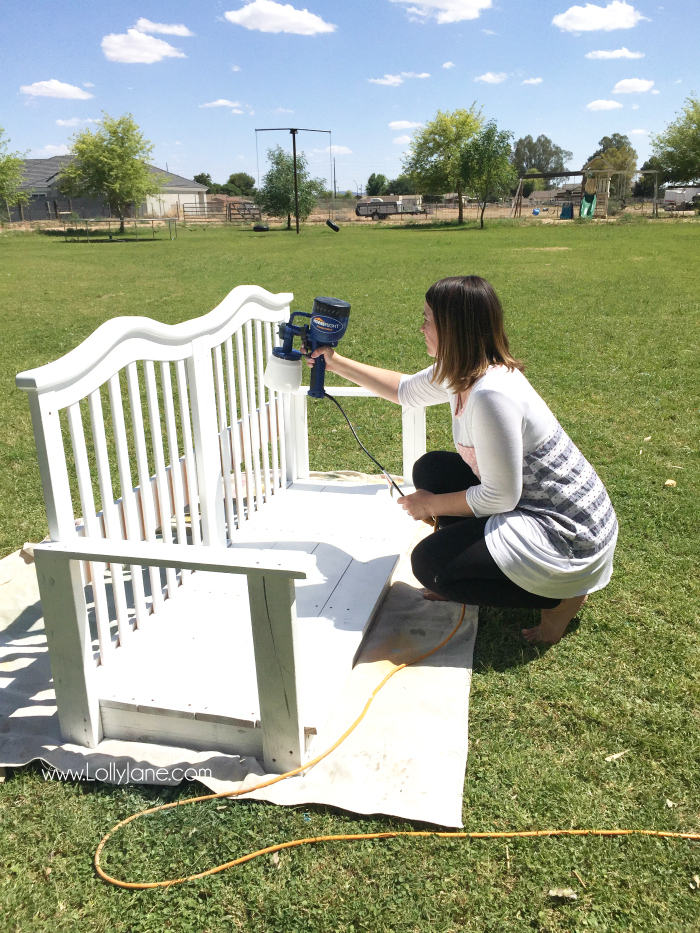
(263, 352, 303, 392)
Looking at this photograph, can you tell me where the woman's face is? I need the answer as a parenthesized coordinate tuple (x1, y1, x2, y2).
(421, 301, 438, 357)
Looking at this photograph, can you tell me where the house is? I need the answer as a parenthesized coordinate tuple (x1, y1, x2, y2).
(9, 157, 207, 221)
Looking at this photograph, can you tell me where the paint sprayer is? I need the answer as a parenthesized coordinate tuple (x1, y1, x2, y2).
(263, 297, 403, 494)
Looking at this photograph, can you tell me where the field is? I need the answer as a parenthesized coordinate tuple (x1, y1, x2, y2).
(0, 218, 699, 932)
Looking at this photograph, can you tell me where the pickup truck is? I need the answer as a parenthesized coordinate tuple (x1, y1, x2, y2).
(663, 187, 700, 211)
(355, 199, 425, 220)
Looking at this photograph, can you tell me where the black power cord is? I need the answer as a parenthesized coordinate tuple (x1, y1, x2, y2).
(323, 391, 404, 497)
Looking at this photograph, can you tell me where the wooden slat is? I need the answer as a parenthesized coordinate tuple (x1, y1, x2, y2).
(263, 322, 281, 494)
(235, 328, 256, 519)
(175, 360, 201, 546)
(126, 362, 164, 613)
(66, 402, 112, 662)
(160, 362, 190, 579)
(108, 374, 149, 628)
(34, 548, 102, 747)
(247, 574, 303, 772)
(224, 337, 245, 529)
(244, 321, 263, 509)
(254, 320, 272, 503)
(144, 361, 178, 598)
(213, 346, 236, 541)
(272, 324, 289, 487)
(88, 387, 132, 648)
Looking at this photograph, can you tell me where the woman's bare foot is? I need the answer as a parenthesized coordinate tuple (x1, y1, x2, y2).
(422, 588, 449, 602)
(522, 595, 588, 644)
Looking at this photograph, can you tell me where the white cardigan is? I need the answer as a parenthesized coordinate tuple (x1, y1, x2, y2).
(398, 365, 618, 599)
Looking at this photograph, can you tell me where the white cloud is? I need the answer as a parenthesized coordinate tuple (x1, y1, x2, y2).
(224, 1, 336, 35)
(523, 77, 543, 84)
(232, 64, 242, 71)
(613, 77, 654, 92)
(475, 71, 507, 83)
(651, 88, 660, 94)
(390, 0, 493, 24)
(629, 128, 647, 135)
(443, 61, 456, 68)
(20, 79, 93, 99)
(586, 98, 623, 109)
(325, 145, 352, 154)
(369, 74, 404, 86)
(101, 29, 186, 63)
(586, 46, 644, 57)
(631, 102, 640, 108)
(83, 82, 95, 87)
(389, 120, 422, 129)
(393, 134, 412, 144)
(134, 18, 194, 36)
(552, 2, 648, 32)
(275, 107, 294, 113)
(402, 71, 430, 78)
(200, 99, 241, 108)
(232, 109, 244, 114)
(482, 28, 496, 33)
(55, 117, 100, 126)
(31, 144, 70, 157)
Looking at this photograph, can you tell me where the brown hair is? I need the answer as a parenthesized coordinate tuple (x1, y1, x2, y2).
(426, 276, 523, 393)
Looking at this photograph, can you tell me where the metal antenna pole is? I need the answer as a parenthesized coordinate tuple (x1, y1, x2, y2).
(291, 129, 300, 235)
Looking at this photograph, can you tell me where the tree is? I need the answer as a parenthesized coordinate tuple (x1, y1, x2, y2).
(587, 133, 632, 164)
(58, 113, 164, 233)
(256, 145, 324, 229)
(193, 172, 213, 188)
(402, 107, 482, 223)
(522, 167, 541, 198)
(587, 142, 638, 201)
(632, 157, 670, 197)
(0, 127, 29, 216)
(462, 121, 516, 229)
(652, 95, 700, 184)
(386, 174, 415, 195)
(366, 173, 388, 196)
(228, 172, 256, 197)
(511, 134, 573, 187)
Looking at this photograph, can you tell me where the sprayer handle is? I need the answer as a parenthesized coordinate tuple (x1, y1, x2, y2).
(308, 353, 326, 399)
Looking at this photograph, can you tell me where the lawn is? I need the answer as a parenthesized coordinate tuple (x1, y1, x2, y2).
(0, 218, 699, 932)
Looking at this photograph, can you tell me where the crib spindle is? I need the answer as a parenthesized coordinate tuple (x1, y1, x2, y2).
(254, 321, 273, 502)
(244, 320, 263, 509)
(224, 338, 245, 528)
(271, 323, 288, 488)
(126, 362, 164, 613)
(213, 346, 236, 541)
(263, 322, 280, 494)
(235, 328, 256, 518)
(87, 388, 132, 648)
(160, 362, 190, 579)
(66, 402, 113, 663)
(175, 360, 201, 546)
(144, 361, 178, 599)
(107, 374, 149, 629)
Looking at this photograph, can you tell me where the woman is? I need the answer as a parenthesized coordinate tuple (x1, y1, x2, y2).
(309, 276, 618, 644)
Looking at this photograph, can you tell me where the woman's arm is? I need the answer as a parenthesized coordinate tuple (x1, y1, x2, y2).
(397, 489, 474, 521)
(308, 347, 403, 404)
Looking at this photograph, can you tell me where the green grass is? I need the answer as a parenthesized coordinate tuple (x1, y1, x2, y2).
(1, 220, 699, 932)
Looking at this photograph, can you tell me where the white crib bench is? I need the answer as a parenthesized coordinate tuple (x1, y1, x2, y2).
(17, 286, 427, 773)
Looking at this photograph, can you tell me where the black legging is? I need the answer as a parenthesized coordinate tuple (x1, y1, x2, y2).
(410, 451, 561, 609)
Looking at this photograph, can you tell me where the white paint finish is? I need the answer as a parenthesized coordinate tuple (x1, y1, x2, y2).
(34, 548, 103, 747)
(126, 362, 164, 615)
(235, 328, 256, 522)
(290, 392, 309, 480)
(254, 320, 273, 505)
(247, 574, 304, 773)
(99, 705, 263, 758)
(224, 337, 246, 530)
(245, 321, 264, 511)
(160, 363, 190, 573)
(175, 359, 202, 546)
(401, 405, 427, 486)
(213, 345, 237, 540)
(29, 392, 76, 541)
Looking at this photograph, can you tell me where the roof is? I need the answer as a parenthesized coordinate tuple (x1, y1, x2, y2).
(19, 157, 207, 191)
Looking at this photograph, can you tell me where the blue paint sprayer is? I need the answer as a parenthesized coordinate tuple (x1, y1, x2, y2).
(263, 296, 403, 494)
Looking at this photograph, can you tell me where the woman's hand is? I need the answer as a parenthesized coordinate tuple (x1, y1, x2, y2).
(397, 488, 437, 522)
(306, 346, 336, 371)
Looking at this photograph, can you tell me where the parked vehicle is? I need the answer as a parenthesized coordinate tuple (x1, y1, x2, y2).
(663, 187, 700, 211)
(355, 199, 425, 220)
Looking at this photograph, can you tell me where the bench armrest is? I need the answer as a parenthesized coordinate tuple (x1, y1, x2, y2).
(33, 539, 311, 579)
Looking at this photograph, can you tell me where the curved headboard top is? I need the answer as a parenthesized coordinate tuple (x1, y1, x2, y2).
(16, 285, 293, 395)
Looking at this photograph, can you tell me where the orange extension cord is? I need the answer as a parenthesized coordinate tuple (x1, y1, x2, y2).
(94, 605, 699, 889)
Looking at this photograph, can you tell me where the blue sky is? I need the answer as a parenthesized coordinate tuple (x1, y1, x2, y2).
(2, 1, 697, 192)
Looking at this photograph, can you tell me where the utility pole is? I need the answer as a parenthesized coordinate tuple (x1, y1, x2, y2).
(291, 129, 300, 235)
(333, 157, 337, 198)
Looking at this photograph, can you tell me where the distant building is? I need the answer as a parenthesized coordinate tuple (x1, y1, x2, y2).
(10, 157, 207, 221)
